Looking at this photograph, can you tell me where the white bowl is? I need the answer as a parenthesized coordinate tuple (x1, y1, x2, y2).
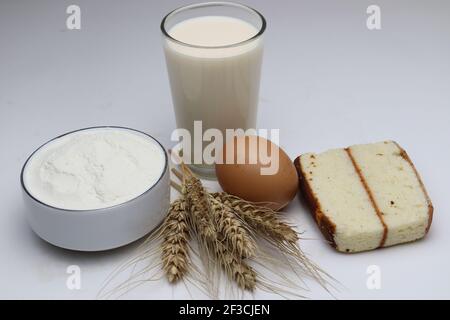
(20, 126, 170, 251)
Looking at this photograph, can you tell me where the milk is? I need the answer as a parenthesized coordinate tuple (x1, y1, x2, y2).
(168, 16, 258, 47)
(163, 16, 264, 171)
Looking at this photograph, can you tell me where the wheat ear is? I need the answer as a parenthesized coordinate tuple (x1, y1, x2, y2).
(210, 192, 299, 244)
(161, 199, 190, 283)
(182, 169, 215, 239)
(215, 240, 256, 291)
(210, 197, 256, 259)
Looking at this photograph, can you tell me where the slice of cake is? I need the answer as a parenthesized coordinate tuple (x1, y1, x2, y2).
(294, 141, 433, 253)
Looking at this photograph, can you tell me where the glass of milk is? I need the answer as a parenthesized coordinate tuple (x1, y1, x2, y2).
(161, 2, 266, 178)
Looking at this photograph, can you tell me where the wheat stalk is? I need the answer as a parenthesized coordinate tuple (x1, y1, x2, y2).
(161, 199, 190, 283)
(180, 164, 257, 291)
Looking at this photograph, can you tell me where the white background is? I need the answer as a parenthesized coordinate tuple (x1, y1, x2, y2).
(0, 0, 449, 299)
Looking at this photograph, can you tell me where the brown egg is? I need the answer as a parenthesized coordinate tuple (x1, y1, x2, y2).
(215, 135, 298, 211)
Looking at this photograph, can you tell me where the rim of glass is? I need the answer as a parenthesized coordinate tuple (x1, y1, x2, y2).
(160, 1, 266, 49)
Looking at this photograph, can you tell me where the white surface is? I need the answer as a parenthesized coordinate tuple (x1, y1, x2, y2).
(1, 0, 449, 299)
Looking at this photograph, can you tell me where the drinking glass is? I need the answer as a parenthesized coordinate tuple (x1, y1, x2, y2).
(161, 2, 266, 178)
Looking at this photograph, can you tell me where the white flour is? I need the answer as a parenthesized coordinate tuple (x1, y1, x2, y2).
(23, 128, 166, 210)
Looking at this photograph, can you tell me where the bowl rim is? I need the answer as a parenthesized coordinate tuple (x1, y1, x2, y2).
(20, 126, 169, 213)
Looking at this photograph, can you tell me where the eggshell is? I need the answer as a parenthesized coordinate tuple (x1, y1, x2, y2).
(215, 136, 298, 211)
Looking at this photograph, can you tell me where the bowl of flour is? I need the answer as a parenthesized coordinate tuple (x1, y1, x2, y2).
(20, 126, 170, 251)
